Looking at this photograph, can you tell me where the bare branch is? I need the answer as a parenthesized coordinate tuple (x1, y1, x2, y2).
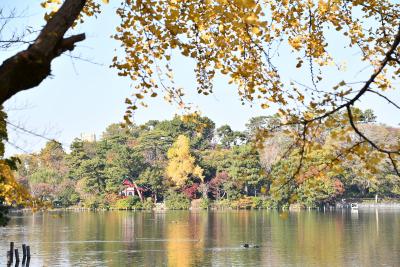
(347, 106, 400, 176)
(6, 120, 57, 142)
(366, 89, 400, 110)
(347, 106, 399, 155)
(304, 25, 400, 124)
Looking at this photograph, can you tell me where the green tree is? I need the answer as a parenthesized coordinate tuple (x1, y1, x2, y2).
(227, 144, 265, 196)
(156, 115, 215, 150)
(102, 144, 147, 193)
(79, 157, 106, 194)
(101, 123, 131, 145)
(137, 167, 167, 203)
(245, 115, 281, 140)
(65, 139, 92, 180)
(269, 148, 344, 207)
(39, 140, 66, 170)
(198, 148, 232, 181)
(56, 180, 80, 206)
(216, 125, 246, 148)
(136, 129, 173, 164)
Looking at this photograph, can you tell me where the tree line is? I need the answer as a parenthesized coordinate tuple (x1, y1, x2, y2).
(1, 0, 399, 221)
(13, 110, 400, 210)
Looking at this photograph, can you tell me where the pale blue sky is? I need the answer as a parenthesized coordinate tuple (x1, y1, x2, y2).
(2, 0, 399, 155)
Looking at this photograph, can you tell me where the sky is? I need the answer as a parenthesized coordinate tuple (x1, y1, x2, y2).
(1, 0, 399, 156)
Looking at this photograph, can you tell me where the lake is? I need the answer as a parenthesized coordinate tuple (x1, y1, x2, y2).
(1, 209, 400, 266)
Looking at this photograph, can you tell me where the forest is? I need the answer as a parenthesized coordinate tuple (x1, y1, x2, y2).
(14, 110, 400, 211)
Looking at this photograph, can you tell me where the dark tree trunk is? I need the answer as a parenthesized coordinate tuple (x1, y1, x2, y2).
(0, 0, 87, 104)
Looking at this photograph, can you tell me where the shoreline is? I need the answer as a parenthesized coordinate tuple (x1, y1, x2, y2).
(9, 201, 400, 214)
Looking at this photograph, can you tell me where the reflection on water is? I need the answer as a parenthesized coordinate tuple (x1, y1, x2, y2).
(1, 210, 400, 266)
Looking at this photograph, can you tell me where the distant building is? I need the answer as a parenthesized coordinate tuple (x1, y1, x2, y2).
(121, 179, 136, 196)
(120, 179, 145, 201)
(80, 133, 96, 142)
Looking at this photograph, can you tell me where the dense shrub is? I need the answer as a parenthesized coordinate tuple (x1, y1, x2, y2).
(69, 193, 81, 205)
(84, 196, 100, 209)
(182, 183, 200, 200)
(165, 191, 191, 210)
(254, 197, 278, 209)
(261, 199, 277, 209)
(213, 199, 231, 209)
(113, 196, 141, 209)
(141, 197, 155, 210)
(230, 197, 253, 209)
(251, 197, 263, 209)
(114, 198, 131, 210)
(213, 197, 276, 209)
(57, 187, 80, 207)
(97, 197, 111, 210)
(200, 198, 210, 209)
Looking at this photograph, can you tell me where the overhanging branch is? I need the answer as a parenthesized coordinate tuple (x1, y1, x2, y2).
(347, 105, 400, 176)
(0, 0, 87, 105)
(303, 25, 400, 125)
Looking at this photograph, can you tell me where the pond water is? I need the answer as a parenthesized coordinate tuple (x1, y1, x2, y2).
(1, 210, 400, 266)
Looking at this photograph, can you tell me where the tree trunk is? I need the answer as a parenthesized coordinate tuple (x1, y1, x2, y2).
(133, 183, 143, 202)
(0, 0, 87, 104)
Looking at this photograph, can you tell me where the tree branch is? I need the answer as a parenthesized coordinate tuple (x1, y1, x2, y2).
(347, 106, 400, 176)
(366, 89, 400, 110)
(388, 153, 400, 177)
(304, 25, 400, 124)
(0, 0, 87, 104)
(347, 106, 399, 155)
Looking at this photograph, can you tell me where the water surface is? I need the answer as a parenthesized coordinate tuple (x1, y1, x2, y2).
(1, 210, 399, 266)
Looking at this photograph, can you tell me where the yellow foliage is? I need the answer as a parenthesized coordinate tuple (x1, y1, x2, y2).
(166, 135, 204, 187)
(0, 108, 33, 208)
(96, 0, 399, 132)
(0, 160, 30, 205)
(40, 1, 399, 131)
(40, 0, 400, 176)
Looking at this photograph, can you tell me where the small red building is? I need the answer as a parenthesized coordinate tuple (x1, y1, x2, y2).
(120, 179, 145, 201)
